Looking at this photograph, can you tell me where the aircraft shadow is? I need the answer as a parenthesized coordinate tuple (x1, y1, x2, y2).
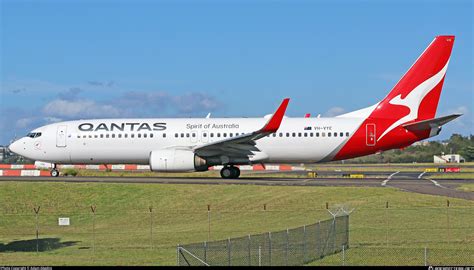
(0, 238, 79, 252)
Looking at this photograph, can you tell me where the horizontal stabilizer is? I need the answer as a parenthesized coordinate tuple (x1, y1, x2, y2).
(402, 114, 462, 131)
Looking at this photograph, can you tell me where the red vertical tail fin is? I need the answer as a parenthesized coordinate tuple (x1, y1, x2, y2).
(373, 35, 455, 141)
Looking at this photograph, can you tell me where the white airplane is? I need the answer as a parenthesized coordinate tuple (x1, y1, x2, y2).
(9, 36, 461, 178)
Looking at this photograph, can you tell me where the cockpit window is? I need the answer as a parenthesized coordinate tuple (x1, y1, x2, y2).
(26, 132, 42, 138)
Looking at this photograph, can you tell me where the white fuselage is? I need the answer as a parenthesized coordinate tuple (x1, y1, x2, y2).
(11, 116, 365, 165)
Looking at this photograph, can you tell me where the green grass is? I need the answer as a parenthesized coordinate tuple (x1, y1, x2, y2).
(0, 182, 472, 266)
(456, 184, 474, 192)
(429, 173, 474, 179)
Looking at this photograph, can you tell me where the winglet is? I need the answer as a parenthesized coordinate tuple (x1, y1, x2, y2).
(260, 98, 290, 133)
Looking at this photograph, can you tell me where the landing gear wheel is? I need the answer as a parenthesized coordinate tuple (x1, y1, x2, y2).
(220, 167, 233, 179)
(232, 166, 240, 178)
(50, 169, 59, 177)
(220, 166, 240, 179)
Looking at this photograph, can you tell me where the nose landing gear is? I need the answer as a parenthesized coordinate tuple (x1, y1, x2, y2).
(220, 165, 240, 179)
(50, 164, 59, 177)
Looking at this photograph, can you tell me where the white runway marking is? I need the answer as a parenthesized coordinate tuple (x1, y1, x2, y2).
(430, 179, 445, 188)
(417, 172, 426, 179)
(382, 171, 400, 186)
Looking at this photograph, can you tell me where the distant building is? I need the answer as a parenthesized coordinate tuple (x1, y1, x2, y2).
(0, 146, 5, 161)
(434, 154, 465, 163)
(413, 141, 430, 146)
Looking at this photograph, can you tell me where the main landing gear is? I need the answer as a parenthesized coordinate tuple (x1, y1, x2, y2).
(50, 164, 59, 177)
(220, 165, 240, 179)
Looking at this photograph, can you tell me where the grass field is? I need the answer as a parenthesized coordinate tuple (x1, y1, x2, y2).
(457, 184, 474, 192)
(0, 181, 473, 266)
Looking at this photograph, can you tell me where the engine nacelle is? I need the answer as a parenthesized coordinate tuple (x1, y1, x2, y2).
(149, 149, 208, 172)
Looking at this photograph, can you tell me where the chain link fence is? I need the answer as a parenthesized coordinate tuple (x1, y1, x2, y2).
(1, 204, 472, 265)
(177, 214, 349, 266)
(309, 246, 473, 266)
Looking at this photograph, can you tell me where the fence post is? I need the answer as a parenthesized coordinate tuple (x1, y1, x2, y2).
(177, 244, 180, 266)
(33, 206, 40, 253)
(207, 205, 211, 241)
(91, 205, 96, 255)
(424, 247, 427, 266)
(385, 201, 389, 247)
(446, 200, 450, 244)
(268, 232, 272, 266)
(316, 221, 321, 258)
(345, 215, 350, 248)
(332, 216, 337, 253)
(228, 238, 231, 266)
(204, 241, 207, 263)
(258, 245, 261, 266)
(149, 206, 153, 250)
(342, 245, 345, 266)
(248, 235, 251, 266)
(285, 228, 289, 266)
(303, 225, 307, 264)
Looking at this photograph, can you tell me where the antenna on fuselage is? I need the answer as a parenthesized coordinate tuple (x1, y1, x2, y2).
(205, 113, 211, 119)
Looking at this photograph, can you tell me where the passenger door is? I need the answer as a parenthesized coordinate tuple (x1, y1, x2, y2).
(366, 124, 376, 146)
(56, 125, 67, 147)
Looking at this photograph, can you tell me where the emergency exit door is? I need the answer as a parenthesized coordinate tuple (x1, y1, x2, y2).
(56, 125, 67, 147)
(366, 124, 376, 146)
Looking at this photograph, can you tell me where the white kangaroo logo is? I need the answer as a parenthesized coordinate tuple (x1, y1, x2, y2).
(378, 60, 450, 141)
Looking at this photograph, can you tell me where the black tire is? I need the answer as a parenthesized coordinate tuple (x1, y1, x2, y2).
(220, 167, 232, 179)
(51, 169, 59, 177)
(233, 167, 240, 178)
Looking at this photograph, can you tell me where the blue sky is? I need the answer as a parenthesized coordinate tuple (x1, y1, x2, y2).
(1, 0, 473, 145)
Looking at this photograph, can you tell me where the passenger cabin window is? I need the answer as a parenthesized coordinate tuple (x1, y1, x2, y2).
(163, 133, 166, 138)
(346, 132, 350, 137)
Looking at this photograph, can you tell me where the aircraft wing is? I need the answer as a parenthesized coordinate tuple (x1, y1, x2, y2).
(402, 114, 462, 131)
(193, 98, 289, 158)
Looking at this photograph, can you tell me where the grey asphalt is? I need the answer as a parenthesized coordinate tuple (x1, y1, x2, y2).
(1, 174, 473, 201)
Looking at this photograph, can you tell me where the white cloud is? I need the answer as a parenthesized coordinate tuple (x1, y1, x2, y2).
(42, 99, 122, 118)
(324, 106, 345, 117)
(15, 117, 36, 129)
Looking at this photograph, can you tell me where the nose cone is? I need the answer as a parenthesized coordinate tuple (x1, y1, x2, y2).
(8, 140, 20, 154)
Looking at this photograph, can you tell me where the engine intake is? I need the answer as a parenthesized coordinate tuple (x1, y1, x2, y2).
(149, 149, 207, 172)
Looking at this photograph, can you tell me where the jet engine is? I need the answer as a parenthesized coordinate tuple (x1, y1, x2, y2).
(149, 149, 208, 172)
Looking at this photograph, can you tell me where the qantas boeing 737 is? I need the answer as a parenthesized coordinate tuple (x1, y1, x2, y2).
(8, 35, 461, 178)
